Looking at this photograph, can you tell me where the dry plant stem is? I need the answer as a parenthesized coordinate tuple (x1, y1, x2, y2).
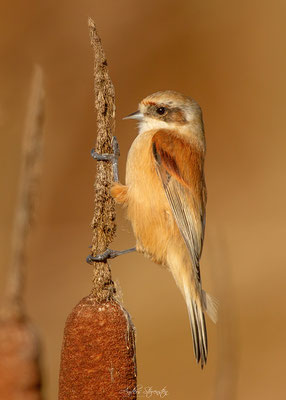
(214, 237, 238, 400)
(58, 20, 137, 399)
(0, 66, 44, 400)
(89, 17, 117, 302)
(2, 65, 45, 320)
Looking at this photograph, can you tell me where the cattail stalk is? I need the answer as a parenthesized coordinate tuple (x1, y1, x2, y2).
(0, 66, 45, 400)
(58, 18, 137, 400)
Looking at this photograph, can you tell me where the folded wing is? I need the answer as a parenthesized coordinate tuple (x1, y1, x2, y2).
(152, 129, 207, 289)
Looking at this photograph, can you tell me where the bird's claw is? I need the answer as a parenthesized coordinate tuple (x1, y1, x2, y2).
(86, 247, 136, 264)
(86, 249, 118, 264)
(91, 136, 120, 181)
(90, 149, 113, 161)
(91, 136, 119, 161)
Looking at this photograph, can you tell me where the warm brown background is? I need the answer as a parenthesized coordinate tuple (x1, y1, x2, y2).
(0, 0, 285, 399)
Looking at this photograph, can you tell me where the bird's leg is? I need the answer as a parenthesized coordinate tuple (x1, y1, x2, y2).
(86, 247, 136, 264)
(91, 136, 120, 182)
(89, 136, 132, 264)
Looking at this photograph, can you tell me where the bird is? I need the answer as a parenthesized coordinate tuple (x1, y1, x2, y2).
(111, 90, 217, 368)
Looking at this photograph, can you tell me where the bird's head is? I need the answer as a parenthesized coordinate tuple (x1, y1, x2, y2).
(124, 90, 204, 142)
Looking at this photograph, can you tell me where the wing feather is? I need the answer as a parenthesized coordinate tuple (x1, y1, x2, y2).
(152, 130, 206, 286)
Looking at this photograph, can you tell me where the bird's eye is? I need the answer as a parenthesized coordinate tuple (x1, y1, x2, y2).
(156, 107, 166, 115)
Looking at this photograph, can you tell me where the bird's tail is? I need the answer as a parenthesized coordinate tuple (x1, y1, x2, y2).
(167, 245, 218, 367)
(183, 284, 218, 368)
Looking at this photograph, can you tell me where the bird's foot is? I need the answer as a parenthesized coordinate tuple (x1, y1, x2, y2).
(86, 247, 136, 264)
(91, 136, 120, 182)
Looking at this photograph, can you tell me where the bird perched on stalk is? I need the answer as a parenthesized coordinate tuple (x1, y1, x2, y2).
(111, 90, 217, 368)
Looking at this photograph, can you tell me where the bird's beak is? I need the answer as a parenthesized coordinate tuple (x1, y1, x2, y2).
(123, 110, 143, 121)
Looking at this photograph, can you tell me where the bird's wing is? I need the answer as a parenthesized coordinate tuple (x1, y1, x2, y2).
(152, 130, 206, 285)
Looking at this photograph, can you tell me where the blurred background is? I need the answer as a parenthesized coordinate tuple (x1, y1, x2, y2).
(0, 0, 285, 399)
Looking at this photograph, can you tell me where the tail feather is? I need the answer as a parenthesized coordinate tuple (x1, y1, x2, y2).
(188, 300, 200, 362)
(184, 287, 218, 368)
(184, 285, 208, 368)
(198, 305, 208, 358)
(188, 299, 208, 368)
(203, 291, 218, 324)
(169, 255, 218, 368)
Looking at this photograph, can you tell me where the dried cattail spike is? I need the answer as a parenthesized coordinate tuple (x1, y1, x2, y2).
(59, 295, 137, 400)
(0, 319, 42, 400)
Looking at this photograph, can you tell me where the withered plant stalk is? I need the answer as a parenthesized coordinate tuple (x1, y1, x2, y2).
(58, 18, 137, 400)
(89, 16, 117, 301)
(3, 66, 45, 320)
(0, 66, 45, 400)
